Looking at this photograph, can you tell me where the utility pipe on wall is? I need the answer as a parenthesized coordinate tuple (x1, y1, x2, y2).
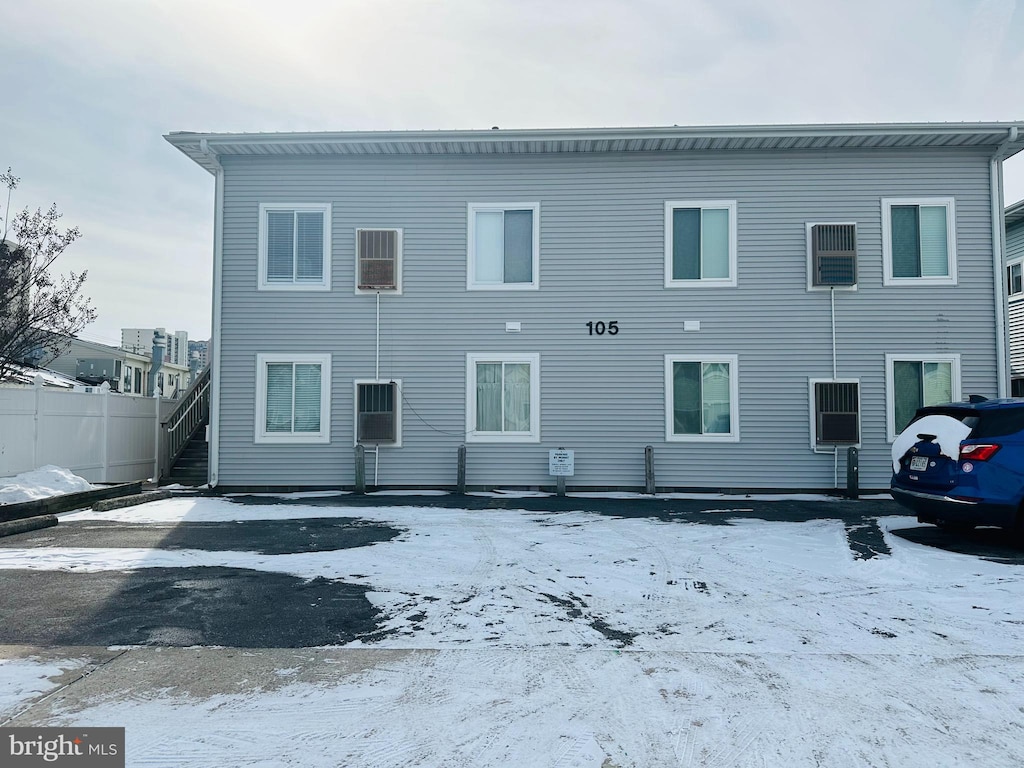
(991, 126, 1019, 398)
(374, 290, 381, 486)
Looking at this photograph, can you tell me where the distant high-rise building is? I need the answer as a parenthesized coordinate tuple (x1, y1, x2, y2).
(188, 339, 210, 368)
(122, 328, 189, 367)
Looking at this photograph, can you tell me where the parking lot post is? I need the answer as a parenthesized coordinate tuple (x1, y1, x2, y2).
(457, 445, 467, 495)
(354, 444, 366, 494)
(846, 446, 859, 499)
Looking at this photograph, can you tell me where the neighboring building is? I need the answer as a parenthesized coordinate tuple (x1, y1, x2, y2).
(189, 339, 210, 368)
(0, 238, 30, 330)
(121, 328, 190, 367)
(166, 122, 1024, 492)
(44, 335, 192, 398)
(1007, 199, 1024, 396)
(0, 363, 83, 389)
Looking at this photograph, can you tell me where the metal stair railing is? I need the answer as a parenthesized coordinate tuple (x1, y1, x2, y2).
(159, 365, 211, 480)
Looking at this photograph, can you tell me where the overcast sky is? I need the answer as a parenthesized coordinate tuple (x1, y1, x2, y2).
(2, 0, 1023, 345)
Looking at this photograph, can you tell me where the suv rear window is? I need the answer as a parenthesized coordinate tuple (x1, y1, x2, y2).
(969, 408, 1024, 438)
(908, 406, 1024, 439)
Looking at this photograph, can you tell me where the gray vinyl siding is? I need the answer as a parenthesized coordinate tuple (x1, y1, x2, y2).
(1009, 220, 1024, 377)
(214, 148, 999, 491)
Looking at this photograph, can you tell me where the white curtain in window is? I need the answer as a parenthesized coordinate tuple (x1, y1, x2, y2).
(265, 363, 294, 432)
(922, 361, 952, 406)
(503, 363, 531, 432)
(701, 208, 730, 279)
(919, 206, 949, 277)
(701, 362, 731, 434)
(474, 212, 504, 284)
(476, 363, 502, 431)
(293, 363, 322, 432)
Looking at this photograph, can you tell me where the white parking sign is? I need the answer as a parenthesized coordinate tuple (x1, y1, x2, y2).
(549, 449, 575, 476)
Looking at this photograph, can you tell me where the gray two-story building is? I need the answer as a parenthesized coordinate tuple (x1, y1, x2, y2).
(1006, 198, 1024, 395)
(166, 122, 1024, 492)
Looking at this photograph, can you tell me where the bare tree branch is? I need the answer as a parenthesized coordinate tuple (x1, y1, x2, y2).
(0, 169, 95, 380)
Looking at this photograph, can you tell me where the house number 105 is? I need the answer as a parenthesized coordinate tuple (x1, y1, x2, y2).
(586, 321, 619, 336)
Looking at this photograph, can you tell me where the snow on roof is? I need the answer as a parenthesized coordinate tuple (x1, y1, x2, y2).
(0, 364, 80, 389)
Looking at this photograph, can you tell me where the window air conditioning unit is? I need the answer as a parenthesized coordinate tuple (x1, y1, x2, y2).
(357, 229, 398, 289)
(814, 381, 860, 444)
(811, 224, 857, 287)
(357, 382, 397, 443)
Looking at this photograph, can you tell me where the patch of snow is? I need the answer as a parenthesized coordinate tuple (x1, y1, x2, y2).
(367, 490, 450, 496)
(569, 491, 846, 501)
(892, 414, 971, 472)
(469, 489, 552, 498)
(0, 466, 94, 505)
(222, 490, 350, 499)
(4, 499, 1024, 767)
(0, 657, 87, 718)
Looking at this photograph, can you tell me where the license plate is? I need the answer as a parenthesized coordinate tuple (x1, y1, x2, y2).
(910, 456, 929, 471)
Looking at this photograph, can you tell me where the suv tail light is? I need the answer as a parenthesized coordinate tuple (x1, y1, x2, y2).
(959, 443, 1000, 461)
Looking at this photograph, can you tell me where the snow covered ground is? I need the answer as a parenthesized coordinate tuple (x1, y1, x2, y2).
(0, 465, 93, 504)
(2, 495, 1023, 766)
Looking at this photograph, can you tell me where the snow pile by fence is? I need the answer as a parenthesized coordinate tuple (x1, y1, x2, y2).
(0, 465, 94, 505)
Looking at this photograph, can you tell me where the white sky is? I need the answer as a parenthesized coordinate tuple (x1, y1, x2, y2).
(2, 0, 1023, 343)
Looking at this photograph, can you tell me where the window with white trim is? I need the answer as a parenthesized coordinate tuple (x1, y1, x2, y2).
(810, 379, 860, 446)
(354, 380, 401, 446)
(665, 201, 738, 287)
(665, 355, 739, 441)
(255, 353, 331, 443)
(1008, 260, 1023, 298)
(881, 198, 957, 286)
(258, 204, 332, 290)
(466, 353, 540, 442)
(467, 203, 540, 290)
(356, 228, 402, 293)
(885, 354, 961, 439)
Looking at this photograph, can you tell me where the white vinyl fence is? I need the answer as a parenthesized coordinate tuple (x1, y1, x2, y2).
(0, 381, 158, 483)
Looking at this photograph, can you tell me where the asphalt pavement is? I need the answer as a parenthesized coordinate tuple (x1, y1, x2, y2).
(0, 492, 1021, 651)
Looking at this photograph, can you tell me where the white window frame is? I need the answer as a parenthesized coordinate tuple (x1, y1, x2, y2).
(884, 353, 961, 442)
(465, 353, 541, 443)
(664, 354, 740, 442)
(881, 197, 957, 287)
(1008, 258, 1024, 301)
(466, 203, 541, 291)
(664, 200, 738, 288)
(255, 353, 332, 444)
(807, 378, 862, 451)
(353, 379, 402, 447)
(806, 222, 858, 292)
(257, 203, 332, 291)
(355, 228, 403, 295)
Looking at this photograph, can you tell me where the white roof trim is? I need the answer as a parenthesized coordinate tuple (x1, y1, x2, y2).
(166, 121, 1024, 174)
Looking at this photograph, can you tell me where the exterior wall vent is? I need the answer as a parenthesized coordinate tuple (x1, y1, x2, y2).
(811, 224, 857, 286)
(357, 229, 398, 289)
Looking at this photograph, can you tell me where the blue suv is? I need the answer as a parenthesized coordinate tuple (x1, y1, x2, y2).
(890, 399, 1024, 532)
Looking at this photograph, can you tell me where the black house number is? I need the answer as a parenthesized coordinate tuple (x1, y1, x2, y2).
(586, 321, 619, 336)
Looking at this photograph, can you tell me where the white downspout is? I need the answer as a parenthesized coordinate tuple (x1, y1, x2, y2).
(201, 139, 224, 487)
(832, 286, 839, 486)
(374, 290, 381, 486)
(831, 287, 837, 380)
(813, 288, 839, 463)
(991, 126, 1018, 399)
